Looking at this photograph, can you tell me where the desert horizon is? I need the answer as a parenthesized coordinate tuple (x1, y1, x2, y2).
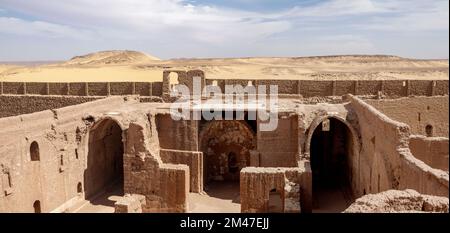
(1, 50, 448, 83)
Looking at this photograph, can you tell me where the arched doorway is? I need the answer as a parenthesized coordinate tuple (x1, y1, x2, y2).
(308, 117, 355, 212)
(84, 119, 124, 200)
(200, 120, 256, 184)
(196, 119, 255, 211)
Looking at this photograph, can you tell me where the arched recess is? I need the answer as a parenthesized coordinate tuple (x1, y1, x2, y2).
(84, 118, 125, 199)
(199, 120, 256, 184)
(304, 115, 360, 212)
(30, 141, 40, 161)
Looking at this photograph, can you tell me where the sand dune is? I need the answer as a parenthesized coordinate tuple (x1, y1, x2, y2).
(0, 51, 448, 82)
(63, 50, 160, 66)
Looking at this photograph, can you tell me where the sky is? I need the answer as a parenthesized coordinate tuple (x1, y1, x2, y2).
(0, 0, 448, 61)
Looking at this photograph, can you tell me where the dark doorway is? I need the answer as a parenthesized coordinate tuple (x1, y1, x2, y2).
(84, 119, 124, 201)
(200, 120, 255, 184)
(310, 118, 354, 213)
(33, 200, 41, 213)
(30, 141, 40, 161)
(198, 118, 256, 210)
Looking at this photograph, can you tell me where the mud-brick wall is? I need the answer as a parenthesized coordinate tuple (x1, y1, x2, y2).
(365, 96, 449, 137)
(160, 149, 203, 193)
(0, 95, 102, 118)
(257, 80, 298, 94)
(409, 136, 448, 172)
(240, 167, 305, 213)
(155, 114, 199, 151)
(0, 82, 162, 97)
(257, 115, 299, 167)
(199, 79, 449, 97)
(350, 96, 448, 197)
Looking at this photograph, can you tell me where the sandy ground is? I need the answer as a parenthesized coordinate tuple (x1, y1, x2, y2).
(73, 183, 124, 213)
(0, 51, 448, 82)
(312, 185, 353, 213)
(188, 182, 241, 213)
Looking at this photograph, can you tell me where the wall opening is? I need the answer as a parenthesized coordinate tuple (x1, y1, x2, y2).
(228, 152, 238, 174)
(425, 124, 433, 137)
(30, 141, 40, 161)
(200, 119, 255, 184)
(268, 189, 283, 213)
(199, 117, 256, 207)
(169, 72, 179, 91)
(33, 200, 41, 213)
(77, 182, 83, 194)
(84, 119, 124, 201)
(310, 117, 354, 213)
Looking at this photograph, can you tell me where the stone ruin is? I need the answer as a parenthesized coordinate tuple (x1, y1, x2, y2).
(0, 70, 448, 213)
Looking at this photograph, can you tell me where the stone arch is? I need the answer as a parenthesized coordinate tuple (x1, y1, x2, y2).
(304, 115, 360, 159)
(304, 114, 361, 212)
(84, 118, 125, 199)
(199, 120, 256, 183)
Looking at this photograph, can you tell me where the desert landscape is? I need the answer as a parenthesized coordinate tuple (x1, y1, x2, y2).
(1, 50, 448, 82)
(0, 49, 448, 213)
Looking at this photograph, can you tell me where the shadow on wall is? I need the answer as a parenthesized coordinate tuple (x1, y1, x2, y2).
(83, 119, 124, 201)
(309, 117, 355, 212)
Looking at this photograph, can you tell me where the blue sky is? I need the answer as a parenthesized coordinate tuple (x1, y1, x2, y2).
(0, 0, 448, 61)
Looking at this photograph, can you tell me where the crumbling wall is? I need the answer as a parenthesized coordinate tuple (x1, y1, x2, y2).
(344, 189, 449, 213)
(160, 149, 203, 193)
(162, 70, 205, 101)
(257, 114, 299, 167)
(240, 165, 310, 213)
(0, 96, 130, 212)
(409, 135, 448, 172)
(155, 113, 198, 151)
(123, 114, 189, 213)
(114, 194, 147, 213)
(349, 95, 448, 197)
(366, 96, 449, 137)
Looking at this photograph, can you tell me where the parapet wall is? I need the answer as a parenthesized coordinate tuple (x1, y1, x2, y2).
(0, 81, 163, 97)
(0, 95, 103, 118)
(3, 78, 446, 99)
(365, 96, 449, 137)
(204, 79, 449, 97)
(409, 135, 448, 172)
(349, 95, 448, 197)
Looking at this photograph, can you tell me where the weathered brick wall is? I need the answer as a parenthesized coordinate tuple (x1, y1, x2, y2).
(257, 115, 299, 167)
(160, 149, 203, 193)
(0, 95, 102, 118)
(409, 135, 448, 172)
(365, 96, 449, 137)
(0, 81, 162, 97)
(155, 113, 198, 151)
(350, 96, 448, 197)
(240, 167, 307, 213)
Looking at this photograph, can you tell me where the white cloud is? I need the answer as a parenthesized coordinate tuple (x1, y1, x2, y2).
(0, 0, 447, 59)
(0, 17, 94, 40)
